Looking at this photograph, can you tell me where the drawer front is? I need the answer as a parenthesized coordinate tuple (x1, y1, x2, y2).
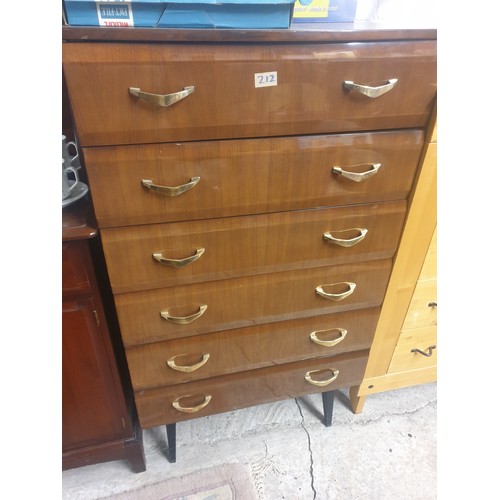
(126, 307, 379, 389)
(388, 325, 437, 373)
(63, 41, 436, 146)
(115, 259, 392, 346)
(102, 201, 407, 293)
(62, 241, 90, 296)
(134, 350, 369, 427)
(402, 279, 437, 330)
(85, 131, 423, 227)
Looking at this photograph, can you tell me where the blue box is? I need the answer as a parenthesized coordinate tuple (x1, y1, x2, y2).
(159, 0, 295, 28)
(292, 0, 357, 23)
(64, 0, 165, 27)
(63, 0, 295, 28)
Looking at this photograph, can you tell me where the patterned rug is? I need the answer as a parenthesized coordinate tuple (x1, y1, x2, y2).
(102, 463, 258, 500)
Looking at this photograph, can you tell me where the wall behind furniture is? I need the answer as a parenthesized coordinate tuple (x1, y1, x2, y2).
(356, 0, 437, 27)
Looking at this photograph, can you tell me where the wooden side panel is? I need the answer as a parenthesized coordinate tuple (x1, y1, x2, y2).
(419, 227, 437, 281)
(362, 140, 437, 378)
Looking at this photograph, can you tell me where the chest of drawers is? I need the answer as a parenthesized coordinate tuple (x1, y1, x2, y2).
(62, 25, 436, 465)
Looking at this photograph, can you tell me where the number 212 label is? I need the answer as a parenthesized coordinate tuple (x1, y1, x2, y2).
(254, 71, 278, 88)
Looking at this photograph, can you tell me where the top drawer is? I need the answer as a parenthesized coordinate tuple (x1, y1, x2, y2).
(62, 41, 436, 146)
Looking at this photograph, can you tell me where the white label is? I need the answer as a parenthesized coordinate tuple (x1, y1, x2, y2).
(254, 71, 278, 88)
(96, 2, 134, 27)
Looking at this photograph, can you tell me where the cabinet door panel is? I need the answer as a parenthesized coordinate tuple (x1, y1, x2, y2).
(62, 298, 126, 451)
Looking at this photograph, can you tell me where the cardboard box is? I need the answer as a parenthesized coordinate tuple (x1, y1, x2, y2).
(63, 0, 295, 28)
(63, 0, 165, 27)
(159, 0, 295, 28)
(292, 0, 357, 23)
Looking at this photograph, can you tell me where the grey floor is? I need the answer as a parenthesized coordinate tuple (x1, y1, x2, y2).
(62, 383, 437, 499)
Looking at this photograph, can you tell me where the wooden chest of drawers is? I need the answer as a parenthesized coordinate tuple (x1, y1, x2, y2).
(63, 25, 436, 464)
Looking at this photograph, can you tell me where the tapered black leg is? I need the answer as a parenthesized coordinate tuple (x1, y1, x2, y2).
(322, 390, 335, 427)
(166, 423, 177, 463)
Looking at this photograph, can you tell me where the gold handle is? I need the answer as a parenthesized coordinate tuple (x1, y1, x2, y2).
(172, 394, 212, 414)
(343, 78, 398, 98)
(129, 85, 195, 107)
(167, 353, 210, 373)
(304, 369, 340, 387)
(153, 248, 205, 268)
(316, 282, 356, 301)
(141, 177, 200, 197)
(332, 163, 381, 183)
(310, 328, 347, 347)
(160, 304, 208, 324)
(323, 228, 368, 247)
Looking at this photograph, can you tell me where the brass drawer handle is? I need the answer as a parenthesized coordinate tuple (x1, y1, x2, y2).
(160, 304, 208, 324)
(310, 328, 347, 347)
(411, 345, 436, 357)
(343, 78, 398, 98)
(141, 176, 200, 197)
(305, 369, 340, 387)
(167, 353, 210, 373)
(316, 282, 356, 301)
(129, 85, 195, 107)
(323, 228, 368, 247)
(332, 163, 381, 183)
(172, 394, 212, 414)
(153, 248, 205, 268)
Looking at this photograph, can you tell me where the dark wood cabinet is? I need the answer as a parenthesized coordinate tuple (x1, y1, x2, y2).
(62, 200, 145, 473)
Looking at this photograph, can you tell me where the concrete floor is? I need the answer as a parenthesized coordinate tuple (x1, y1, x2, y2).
(62, 383, 437, 499)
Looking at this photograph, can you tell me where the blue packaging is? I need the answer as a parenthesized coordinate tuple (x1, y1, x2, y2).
(63, 0, 295, 28)
(64, 0, 166, 27)
(158, 0, 294, 29)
